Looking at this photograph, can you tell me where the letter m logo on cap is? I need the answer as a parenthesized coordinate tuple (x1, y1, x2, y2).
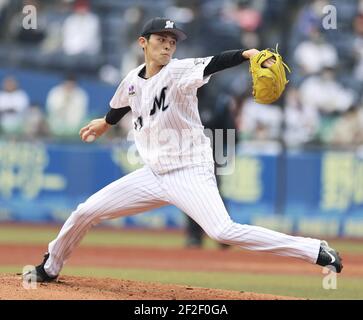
(165, 20, 174, 28)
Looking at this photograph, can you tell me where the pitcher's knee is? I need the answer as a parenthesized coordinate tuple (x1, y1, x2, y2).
(209, 232, 229, 244)
(208, 229, 232, 244)
(206, 221, 238, 244)
(70, 203, 99, 225)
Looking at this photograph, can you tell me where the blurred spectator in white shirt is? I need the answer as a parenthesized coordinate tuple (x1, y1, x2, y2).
(283, 87, 320, 147)
(329, 105, 363, 146)
(294, 28, 338, 76)
(62, 0, 101, 56)
(46, 74, 88, 137)
(299, 67, 356, 114)
(0, 76, 30, 135)
(238, 96, 283, 141)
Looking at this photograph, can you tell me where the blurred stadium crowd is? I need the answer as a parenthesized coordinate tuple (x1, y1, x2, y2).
(0, 0, 363, 148)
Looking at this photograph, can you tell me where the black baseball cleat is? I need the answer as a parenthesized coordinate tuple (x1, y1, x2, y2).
(316, 241, 343, 273)
(23, 252, 58, 283)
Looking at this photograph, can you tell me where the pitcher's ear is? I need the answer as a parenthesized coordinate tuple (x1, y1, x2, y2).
(138, 36, 147, 49)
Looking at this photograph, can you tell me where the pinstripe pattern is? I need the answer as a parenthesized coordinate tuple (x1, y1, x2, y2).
(160, 164, 321, 263)
(44, 57, 322, 277)
(45, 167, 168, 276)
(45, 163, 320, 276)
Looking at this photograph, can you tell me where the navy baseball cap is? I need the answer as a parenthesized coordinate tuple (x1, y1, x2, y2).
(140, 17, 187, 41)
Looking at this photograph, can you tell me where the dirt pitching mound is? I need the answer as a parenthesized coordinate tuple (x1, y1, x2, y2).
(0, 274, 301, 300)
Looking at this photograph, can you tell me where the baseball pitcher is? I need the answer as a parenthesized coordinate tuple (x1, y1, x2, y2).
(24, 18, 342, 283)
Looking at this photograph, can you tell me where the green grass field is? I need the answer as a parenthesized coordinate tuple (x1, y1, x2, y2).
(1, 224, 362, 300)
(1, 224, 363, 253)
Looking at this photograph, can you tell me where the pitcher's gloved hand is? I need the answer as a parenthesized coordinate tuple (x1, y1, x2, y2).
(248, 46, 291, 104)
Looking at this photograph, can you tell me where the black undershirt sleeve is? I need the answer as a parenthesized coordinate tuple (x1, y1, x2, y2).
(105, 106, 131, 125)
(203, 50, 248, 77)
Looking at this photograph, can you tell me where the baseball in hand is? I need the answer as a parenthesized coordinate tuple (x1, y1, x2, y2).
(84, 133, 96, 143)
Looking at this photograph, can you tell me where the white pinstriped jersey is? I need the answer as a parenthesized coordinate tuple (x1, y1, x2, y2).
(110, 57, 215, 174)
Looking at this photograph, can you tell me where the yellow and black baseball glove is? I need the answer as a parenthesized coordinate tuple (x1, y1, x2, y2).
(249, 46, 291, 104)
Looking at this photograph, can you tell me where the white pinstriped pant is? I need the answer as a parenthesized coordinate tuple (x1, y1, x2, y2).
(45, 164, 321, 276)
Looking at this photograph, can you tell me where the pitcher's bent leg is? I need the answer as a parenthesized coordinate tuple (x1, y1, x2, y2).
(45, 167, 167, 276)
(163, 165, 321, 264)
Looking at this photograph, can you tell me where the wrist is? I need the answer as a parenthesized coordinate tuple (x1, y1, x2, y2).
(104, 116, 112, 126)
(103, 117, 113, 127)
(242, 49, 260, 60)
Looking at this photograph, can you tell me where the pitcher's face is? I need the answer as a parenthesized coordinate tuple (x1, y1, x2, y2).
(139, 32, 177, 66)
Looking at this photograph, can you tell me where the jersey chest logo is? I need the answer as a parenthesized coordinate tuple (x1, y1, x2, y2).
(150, 86, 169, 116)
